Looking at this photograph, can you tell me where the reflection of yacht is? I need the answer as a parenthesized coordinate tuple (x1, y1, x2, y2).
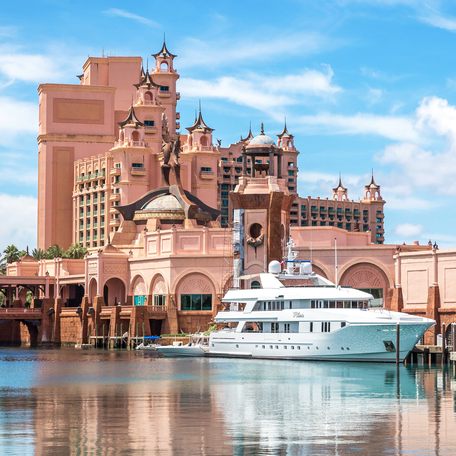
(209, 241, 434, 362)
(156, 334, 209, 357)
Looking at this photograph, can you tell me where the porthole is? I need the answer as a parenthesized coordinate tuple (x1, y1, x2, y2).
(307, 346, 310, 350)
(270, 345, 273, 349)
(275, 345, 279, 349)
(341, 347, 344, 350)
(327, 347, 330, 350)
(297, 346, 301, 350)
(346, 347, 350, 350)
(291, 346, 295, 350)
(316, 346, 319, 350)
(236, 344, 239, 348)
(284, 346, 287, 349)
(255, 345, 258, 348)
(262, 345, 266, 349)
(212, 343, 214, 347)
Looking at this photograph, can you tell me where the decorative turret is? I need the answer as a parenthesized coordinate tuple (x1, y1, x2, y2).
(152, 37, 177, 73)
(134, 69, 160, 105)
(277, 118, 295, 150)
(332, 174, 348, 201)
(117, 105, 145, 146)
(185, 103, 214, 150)
(363, 171, 382, 201)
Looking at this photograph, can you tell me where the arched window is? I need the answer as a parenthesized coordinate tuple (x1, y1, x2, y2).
(251, 280, 261, 289)
(160, 61, 168, 71)
(131, 130, 140, 142)
(200, 136, 208, 147)
(144, 91, 153, 103)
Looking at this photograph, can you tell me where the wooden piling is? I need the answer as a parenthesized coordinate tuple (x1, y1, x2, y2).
(396, 323, 400, 364)
(442, 323, 446, 366)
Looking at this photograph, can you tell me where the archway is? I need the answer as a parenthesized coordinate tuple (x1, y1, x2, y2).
(103, 278, 126, 306)
(63, 284, 84, 307)
(150, 274, 167, 307)
(160, 61, 168, 71)
(88, 278, 97, 304)
(175, 273, 215, 311)
(131, 275, 147, 306)
(131, 130, 140, 142)
(339, 262, 390, 307)
(144, 91, 153, 103)
(311, 264, 328, 279)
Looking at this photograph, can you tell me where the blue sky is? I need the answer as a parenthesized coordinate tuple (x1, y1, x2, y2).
(1, 0, 456, 250)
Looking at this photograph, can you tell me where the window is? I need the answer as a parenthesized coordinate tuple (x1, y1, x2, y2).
(132, 163, 144, 168)
(251, 280, 261, 289)
(144, 120, 155, 127)
(284, 323, 290, 333)
(154, 295, 166, 306)
(201, 167, 212, 172)
(180, 294, 212, 311)
(271, 322, 279, 333)
(160, 85, 169, 92)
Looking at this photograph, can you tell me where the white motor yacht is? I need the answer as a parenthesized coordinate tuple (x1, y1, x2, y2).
(209, 243, 434, 362)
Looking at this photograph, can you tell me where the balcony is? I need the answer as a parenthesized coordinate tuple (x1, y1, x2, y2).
(144, 126, 157, 134)
(113, 140, 146, 148)
(110, 168, 121, 176)
(109, 219, 120, 227)
(110, 193, 120, 202)
(199, 170, 215, 180)
(131, 166, 146, 176)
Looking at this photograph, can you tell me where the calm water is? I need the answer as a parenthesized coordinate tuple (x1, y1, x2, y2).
(0, 349, 455, 455)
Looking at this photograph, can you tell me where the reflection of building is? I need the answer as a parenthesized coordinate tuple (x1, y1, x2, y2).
(2, 41, 447, 348)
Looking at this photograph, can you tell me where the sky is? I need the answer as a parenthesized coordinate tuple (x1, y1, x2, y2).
(1, 0, 456, 251)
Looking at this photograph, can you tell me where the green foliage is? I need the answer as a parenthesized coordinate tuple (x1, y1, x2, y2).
(31, 248, 47, 260)
(44, 244, 64, 259)
(63, 244, 88, 259)
(0, 244, 26, 271)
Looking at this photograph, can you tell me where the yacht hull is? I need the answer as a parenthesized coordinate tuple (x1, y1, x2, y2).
(208, 322, 432, 363)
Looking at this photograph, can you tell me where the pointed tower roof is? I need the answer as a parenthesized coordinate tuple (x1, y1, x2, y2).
(333, 173, 347, 192)
(118, 105, 144, 128)
(186, 102, 214, 133)
(277, 118, 293, 138)
(134, 69, 160, 89)
(140, 65, 146, 80)
(240, 122, 254, 142)
(152, 37, 177, 58)
(366, 170, 379, 188)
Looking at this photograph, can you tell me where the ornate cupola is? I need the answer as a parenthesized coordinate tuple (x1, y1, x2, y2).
(277, 119, 295, 150)
(242, 123, 283, 178)
(332, 174, 348, 201)
(153, 37, 177, 73)
(117, 105, 145, 147)
(185, 103, 214, 150)
(363, 171, 382, 201)
(134, 68, 160, 105)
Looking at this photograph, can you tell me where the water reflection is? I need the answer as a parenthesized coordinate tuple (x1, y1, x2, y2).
(0, 349, 455, 455)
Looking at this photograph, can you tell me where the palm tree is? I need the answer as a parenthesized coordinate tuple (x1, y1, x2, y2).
(45, 244, 64, 259)
(64, 244, 88, 259)
(32, 248, 47, 260)
(1, 245, 25, 264)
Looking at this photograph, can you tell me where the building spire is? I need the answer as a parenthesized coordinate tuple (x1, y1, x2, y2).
(240, 121, 254, 142)
(118, 105, 144, 128)
(152, 35, 177, 58)
(186, 102, 214, 133)
(260, 122, 265, 135)
(278, 116, 293, 138)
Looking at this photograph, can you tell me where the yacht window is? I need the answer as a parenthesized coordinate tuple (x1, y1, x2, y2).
(268, 302, 272, 310)
(310, 322, 313, 332)
(271, 322, 279, 333)
(297, 346, 301, 350)
(291, 346, 295, 350)
(344, 301, 350, 309)
(351, 301, 357, 309)
(262, 345, 266, 349)
(323, 301, 329, 309)
(329, 301, 335, 308)
(284, 323, 290, 333)
(290, 301, 293, 309)
(284, 346, 287, 349)
(318, 300, 324, 308)
(311, 300, 316, 309)
(336, 301, 343, 309)
(341, 322, 346, 328)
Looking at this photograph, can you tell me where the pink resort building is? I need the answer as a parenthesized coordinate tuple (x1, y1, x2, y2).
(0, 40, 453, 347)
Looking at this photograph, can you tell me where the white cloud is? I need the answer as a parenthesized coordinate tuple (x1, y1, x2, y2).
(0, 96, 37, 141)
(394, 223, 423, 237)
(180, 66, 341, 113)
(103, 8, 160, 28)
(295, 112, 418, 142)
(178, 32, 336, 69)
(0, 193, 36, 252)
(378, 96, 456, 195)
(385, 195, 435, 210)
